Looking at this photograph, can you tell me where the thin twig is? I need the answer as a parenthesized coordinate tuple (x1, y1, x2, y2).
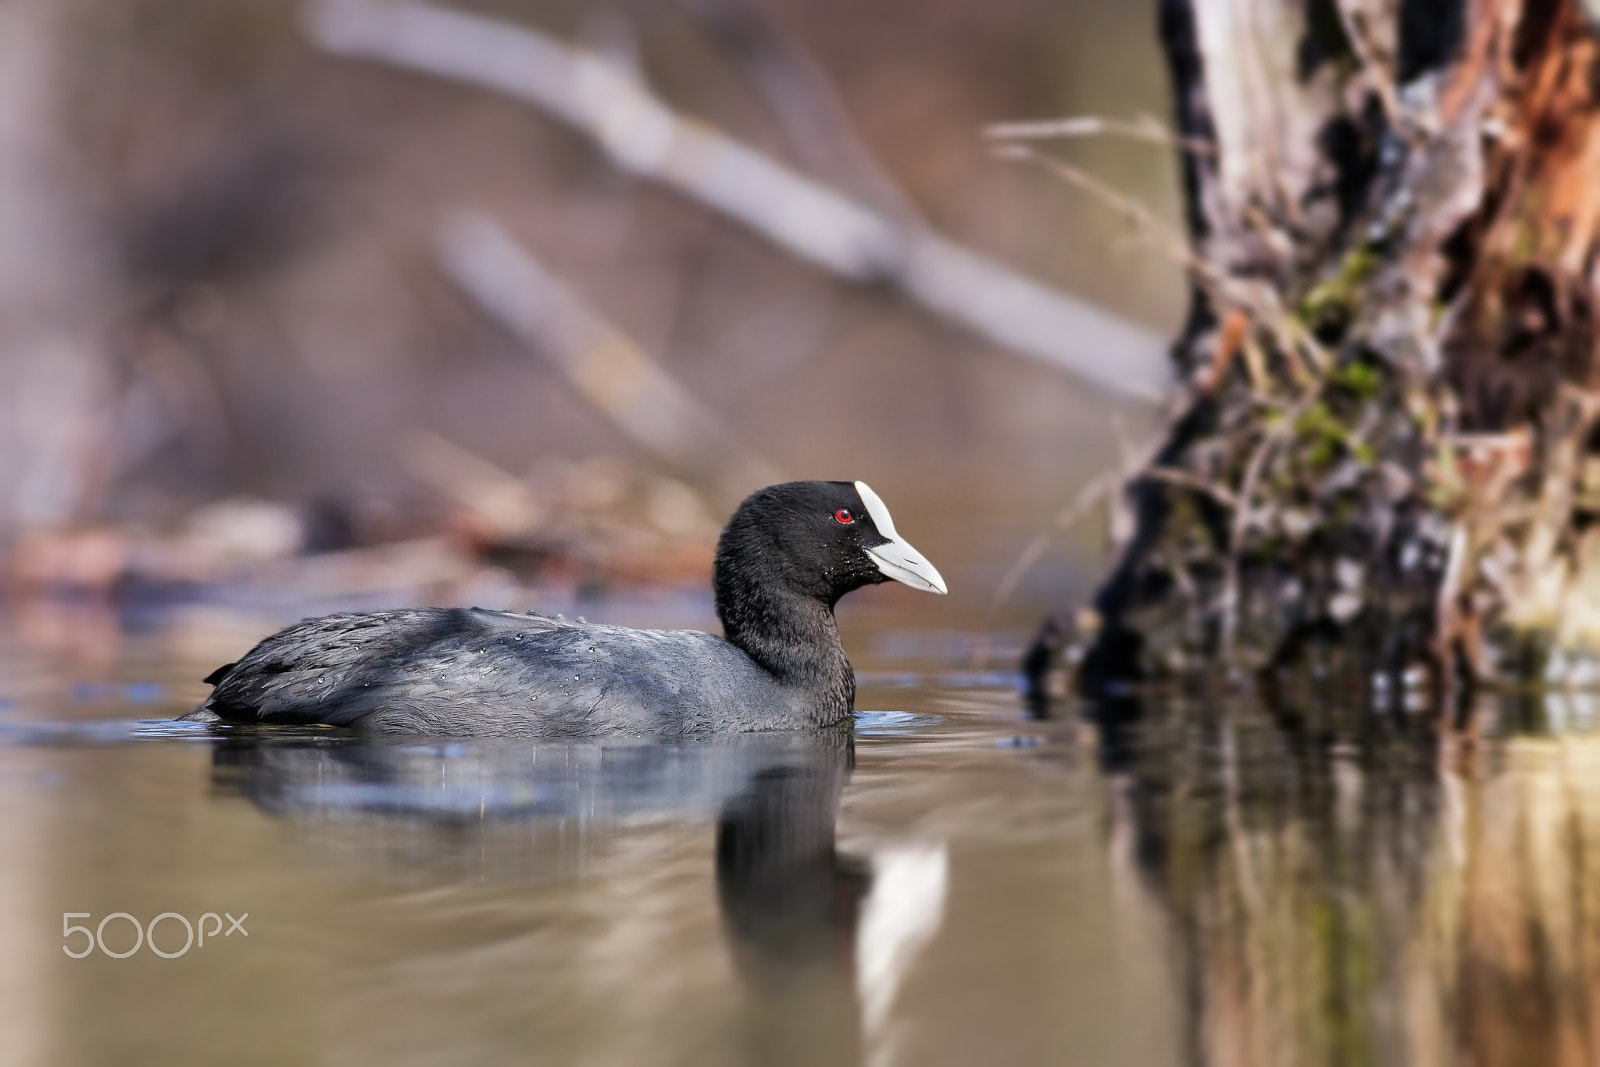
(970, 471, 1117, 669)
(1140, 466, 1240, 509)
(976, 402, 1177, 670)
(986, 113, 1216, 157)
(993, 143, 1221, 287)
(988, 473, 1118, 614)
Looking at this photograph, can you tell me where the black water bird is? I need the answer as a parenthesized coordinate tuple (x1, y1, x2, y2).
(184, 481, 945, 735)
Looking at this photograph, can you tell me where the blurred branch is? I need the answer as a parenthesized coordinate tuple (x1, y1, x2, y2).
(398, 429, 547, 538)
(435, 213, 783, 502)
(306, 0, 1171, 402)
(682, 0, 923, 225)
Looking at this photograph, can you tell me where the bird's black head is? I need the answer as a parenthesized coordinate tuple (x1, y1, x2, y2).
(713, 480, 946, 616)
(712, 480, 944, 708)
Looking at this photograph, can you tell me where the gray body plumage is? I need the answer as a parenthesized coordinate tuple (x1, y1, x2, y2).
(186, 481, 945, 736)
(193, 608, 820, 736)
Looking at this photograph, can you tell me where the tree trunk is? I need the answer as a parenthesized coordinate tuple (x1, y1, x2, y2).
(1041, 0, 1600, 699)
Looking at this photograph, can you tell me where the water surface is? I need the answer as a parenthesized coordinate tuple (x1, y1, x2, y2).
(1, 595, 1597, 1066)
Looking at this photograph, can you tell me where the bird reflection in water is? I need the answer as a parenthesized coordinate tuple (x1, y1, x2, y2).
(208, 718, 946, 1065)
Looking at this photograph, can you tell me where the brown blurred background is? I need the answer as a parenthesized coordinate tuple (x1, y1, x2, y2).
(0, 0, 1183, 610)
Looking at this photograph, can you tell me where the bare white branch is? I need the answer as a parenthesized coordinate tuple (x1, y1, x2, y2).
(306, 0, 1171, 402)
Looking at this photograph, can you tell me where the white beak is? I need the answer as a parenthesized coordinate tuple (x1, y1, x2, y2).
(855, 481, 948, 595)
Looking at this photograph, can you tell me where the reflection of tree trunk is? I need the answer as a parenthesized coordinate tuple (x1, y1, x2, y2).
(1097, 694, 1600, 1066)
(1057, 1, 1600, 692)
(0, 0, 107, 536)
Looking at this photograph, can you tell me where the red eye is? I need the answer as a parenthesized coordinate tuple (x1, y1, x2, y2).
(835, 508, 855, 524)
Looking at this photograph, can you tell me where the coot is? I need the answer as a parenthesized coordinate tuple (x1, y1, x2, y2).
(185, 481, 944, 735)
